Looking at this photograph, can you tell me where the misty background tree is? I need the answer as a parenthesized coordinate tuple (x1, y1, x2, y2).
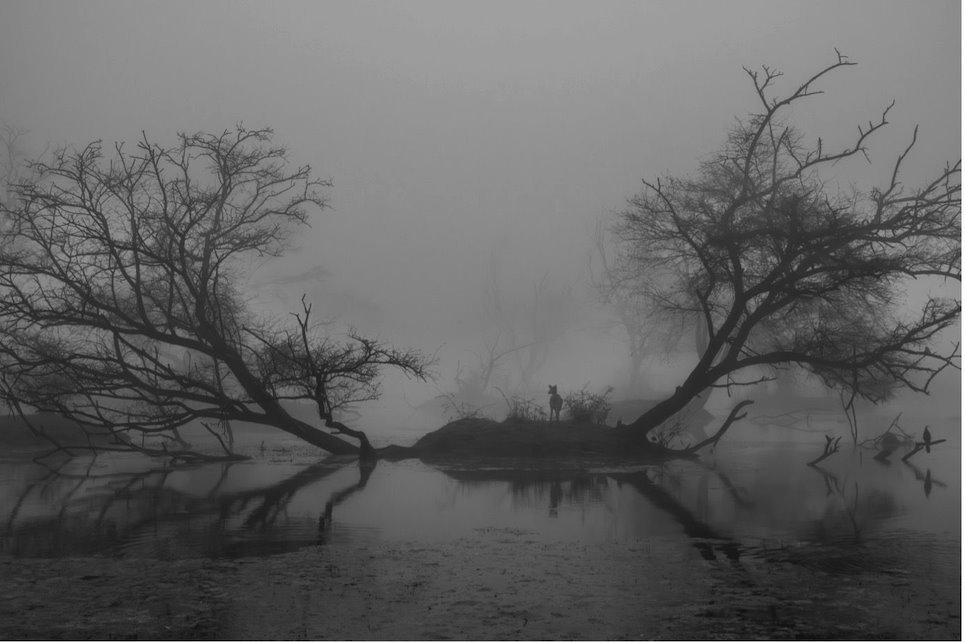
(0, 128, 24, 201)
(428, 255, 576, 420)
(0, 127, 430, 460)
(612, 52, 960, 446)
(590, 218, 693, 397)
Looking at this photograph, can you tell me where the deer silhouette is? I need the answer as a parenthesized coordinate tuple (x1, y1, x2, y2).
(548, 385, 563, 421)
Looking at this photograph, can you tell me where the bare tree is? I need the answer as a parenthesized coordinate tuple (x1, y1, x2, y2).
(613, 53, 960, 443)
(0, 127, 30, 257)
(0, 127, 431, 460)
(442, 333, 531, 418)
(248, 296, 430, 460)
(509, 273, 574, 392)
(0, 126, 28, 205)
(436, 261, 573, 417)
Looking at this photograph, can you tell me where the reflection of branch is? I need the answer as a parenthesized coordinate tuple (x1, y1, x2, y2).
(610, 471, 720, 540)
(438, 465, 740, 560)
(221, 462, 353, 529)
(842, 481, 862, 542)
(5, 460, 360, 555)
(806, 464, 863, 542)
(206, 463, 235, 496)
(807, 435, 842, 467)
(328, 461, 376, 506)
(612, 469, 743, 562)
(320, 461, 377, 531)
(4, 466, 62, 533)
(96, 468, 174, 525)
(902, 459, 947, 489)
(809, 463, 841, 496)
(695, 459, 754, 508)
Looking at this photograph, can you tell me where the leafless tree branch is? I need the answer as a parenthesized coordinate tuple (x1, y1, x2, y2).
(613, 53, 960, 444)
(0, 127, 432, 459)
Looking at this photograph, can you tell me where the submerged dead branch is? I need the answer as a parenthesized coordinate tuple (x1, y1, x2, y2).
(807, 434, 842, 467)
(901, 432, 947, 462)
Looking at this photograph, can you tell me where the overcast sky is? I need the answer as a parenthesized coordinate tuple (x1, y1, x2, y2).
(0, 1, 960, 421)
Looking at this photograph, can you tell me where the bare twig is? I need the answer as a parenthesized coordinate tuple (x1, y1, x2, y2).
(807, 434, 842, 467)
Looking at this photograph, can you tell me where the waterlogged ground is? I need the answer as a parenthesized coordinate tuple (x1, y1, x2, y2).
(0, 430, 959, 639)
(1, 528, 958, 640)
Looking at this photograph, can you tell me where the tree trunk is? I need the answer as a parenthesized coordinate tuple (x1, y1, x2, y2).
(282, 417, 361, 456)
(202, 329, 360, 456)
(324, 418, 377, 461)
(626, 379, 704, 436)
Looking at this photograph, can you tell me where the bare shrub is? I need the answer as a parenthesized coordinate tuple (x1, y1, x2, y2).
(501, 394, 548, 423)
(439, 393, 485, 421)
(563, 386, 613, 424)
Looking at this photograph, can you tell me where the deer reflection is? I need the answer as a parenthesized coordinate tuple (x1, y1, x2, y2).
(441, 465, 744, 563)
(2, 457, 375, 557)
(807, 464, 903, 544)
(441, 468, 612, 518)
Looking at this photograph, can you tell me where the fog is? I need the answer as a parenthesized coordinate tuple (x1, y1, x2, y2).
(0, 0, 960, 433)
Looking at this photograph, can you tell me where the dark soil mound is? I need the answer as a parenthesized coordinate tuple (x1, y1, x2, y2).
(382, 417, 672, 462)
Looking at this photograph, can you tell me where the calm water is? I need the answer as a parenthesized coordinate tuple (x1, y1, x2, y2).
(0, 434, 958, 563)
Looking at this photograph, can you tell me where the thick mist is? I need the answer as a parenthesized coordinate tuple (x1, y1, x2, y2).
(0, 0, 959, 435)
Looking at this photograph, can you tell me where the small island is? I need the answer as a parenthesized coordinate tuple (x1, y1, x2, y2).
(380, 417, 664, 461)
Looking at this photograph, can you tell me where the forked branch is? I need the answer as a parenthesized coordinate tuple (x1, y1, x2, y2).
(807, 434, 842, 467)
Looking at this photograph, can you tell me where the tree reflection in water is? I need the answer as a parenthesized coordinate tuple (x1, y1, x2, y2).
(440, 468, 612, 518)
(1, 456, 374, 558)
(901, 460, 945, 499)
(0, 444, 951, 563)
(442, 465, 743, 561)
(439, 450, 941, 569)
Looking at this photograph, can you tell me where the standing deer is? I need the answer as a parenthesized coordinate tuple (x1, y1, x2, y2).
(548, 385, 563, 422)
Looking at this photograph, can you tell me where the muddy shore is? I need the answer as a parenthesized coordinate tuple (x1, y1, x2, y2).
(1, 524, 958, 640)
